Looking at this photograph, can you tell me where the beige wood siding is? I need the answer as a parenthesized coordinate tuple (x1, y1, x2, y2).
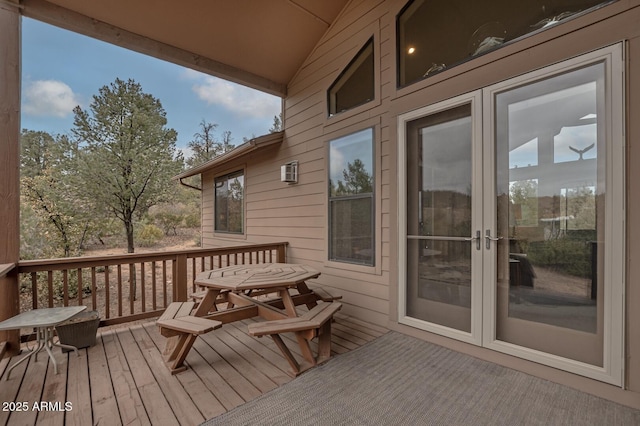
(201, 0, 392, 327)
(199, 0, 640, 404)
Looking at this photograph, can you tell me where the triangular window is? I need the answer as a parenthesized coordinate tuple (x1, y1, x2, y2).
(328, 38, 374, 116)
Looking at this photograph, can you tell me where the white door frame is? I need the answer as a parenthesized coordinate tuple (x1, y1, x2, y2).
(481, 43, 625, 386)
(398, 43, 625, 386)
(397, 90, 484, 346)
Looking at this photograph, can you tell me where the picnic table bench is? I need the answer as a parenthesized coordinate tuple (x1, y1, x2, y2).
(157, 301, 222, 374)
(248, 302, 342, 373)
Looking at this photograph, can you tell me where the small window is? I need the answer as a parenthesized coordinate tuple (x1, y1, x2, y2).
(328, 38, 374, 116)
(397, 0, 614, 87)
(329, 128, 374, 265)
(215, 170, 244, 234)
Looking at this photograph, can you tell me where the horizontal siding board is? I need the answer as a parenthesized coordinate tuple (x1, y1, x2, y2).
(339, 290, 389, 315)
(246, 206, 324, 219)
(286, 100, 325, 129)
(284, 120, 323, 140)
(246, 226, 325, 240)
(246, 184, 323, 203)
(341, 303, 388, 326)
(248, 216, 324, 228)
(320, 269, 389, 290)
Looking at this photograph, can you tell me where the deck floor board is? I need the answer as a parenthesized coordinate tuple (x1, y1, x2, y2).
(114, 328, 181, 426)
(101, 329, 151, 426)
(0, 314, 384, 426)
(64, 345, 93, 426)
(142, 322, 227, 420)
(128, 325, 205, 426)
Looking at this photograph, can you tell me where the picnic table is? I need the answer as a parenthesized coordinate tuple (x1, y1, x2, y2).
(158, 263, 341, 375)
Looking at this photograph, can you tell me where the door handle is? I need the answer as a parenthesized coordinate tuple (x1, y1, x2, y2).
(485, 230, 503, 249)
(465, 230, 481, 250)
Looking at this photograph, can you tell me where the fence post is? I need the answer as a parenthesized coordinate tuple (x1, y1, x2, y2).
(174, 254, 188, 302)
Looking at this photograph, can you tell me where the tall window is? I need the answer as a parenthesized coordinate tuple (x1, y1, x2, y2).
(215, 170, 244, 234)
(328, 38, 374, 116)
(329, 128, 374, 265)
(397, 0, 613, 87)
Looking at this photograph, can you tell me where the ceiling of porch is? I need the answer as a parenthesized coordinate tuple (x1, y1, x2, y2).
(24, 0, 350, 96)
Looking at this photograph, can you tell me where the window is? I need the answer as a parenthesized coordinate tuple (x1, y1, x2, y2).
(329, 128, 374, 265)
(328, 38, 374, 116)
(397, 0, 613, 87)
(215, 170, 244, 234)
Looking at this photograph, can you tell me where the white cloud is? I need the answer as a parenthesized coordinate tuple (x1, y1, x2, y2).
(177, 145, 194, 161)
(329, 144, 346, 183)
(23, 80, 80, 118)
(186, 72, 280, 118)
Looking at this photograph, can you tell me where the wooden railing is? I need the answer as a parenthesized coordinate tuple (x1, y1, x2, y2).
(15, 242, 287, 333)
(0, 263, 15, 279)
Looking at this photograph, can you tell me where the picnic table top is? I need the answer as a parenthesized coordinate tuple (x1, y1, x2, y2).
(194, 263, 320, 291)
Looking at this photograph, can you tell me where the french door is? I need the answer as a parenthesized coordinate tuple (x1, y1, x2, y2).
(398, 44, 624, 385)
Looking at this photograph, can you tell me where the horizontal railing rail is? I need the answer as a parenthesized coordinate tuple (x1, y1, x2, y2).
(0, 263, 16, 279)
(15, 242, 287, 335)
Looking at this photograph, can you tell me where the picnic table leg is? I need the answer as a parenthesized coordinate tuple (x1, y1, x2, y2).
(278, 289, 298, 317)
(270, 334, 301, 375)
(317, 321, 332, 363)
(193, 289, 221, 317)
(278, 289, 317, 366)
(163, 296, 214, 358)
(295, 282, 318, 309)
(167, 333, 196, 374)
(295, 333, 316, 365)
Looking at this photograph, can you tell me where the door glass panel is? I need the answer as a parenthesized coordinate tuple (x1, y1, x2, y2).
(495, 63, 604, 365)
(406, 105, 473, 332)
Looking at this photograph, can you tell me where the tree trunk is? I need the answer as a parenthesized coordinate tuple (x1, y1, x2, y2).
(125, 219, 136, 299)
(126, 220, 135, 254)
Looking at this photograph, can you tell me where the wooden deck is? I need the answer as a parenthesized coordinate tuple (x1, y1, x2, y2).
(0, 313, 386, 426)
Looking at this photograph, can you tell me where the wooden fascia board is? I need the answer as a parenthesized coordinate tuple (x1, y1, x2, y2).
(21, 0, 287, 96)
(174, 131, 284, 180)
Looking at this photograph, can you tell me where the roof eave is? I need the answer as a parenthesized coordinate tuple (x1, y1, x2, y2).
(174, 131, 284, 180)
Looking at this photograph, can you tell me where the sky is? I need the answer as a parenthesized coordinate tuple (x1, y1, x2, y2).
(20, 18, 282, 155)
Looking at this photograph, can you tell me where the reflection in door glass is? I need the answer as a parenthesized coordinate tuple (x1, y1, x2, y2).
(496, 63, 603, 336)
(406, 105, 473, 332)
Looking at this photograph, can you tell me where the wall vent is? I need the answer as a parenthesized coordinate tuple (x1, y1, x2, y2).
(280, 161, 298, 184)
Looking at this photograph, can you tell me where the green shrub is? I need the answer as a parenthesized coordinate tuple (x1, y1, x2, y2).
(136, 224, 164, 247)
(153, 212, 183, 235)
(184, 212, 201, 228)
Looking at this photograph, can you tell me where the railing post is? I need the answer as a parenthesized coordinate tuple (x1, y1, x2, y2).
(0, 3, 21, 356)
(174, 254, 188, 302)
(276, 244, 286, 263)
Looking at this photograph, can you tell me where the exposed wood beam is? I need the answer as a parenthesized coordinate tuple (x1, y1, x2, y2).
(21, 0, 288, 97)
(0, 0, 23, 11)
